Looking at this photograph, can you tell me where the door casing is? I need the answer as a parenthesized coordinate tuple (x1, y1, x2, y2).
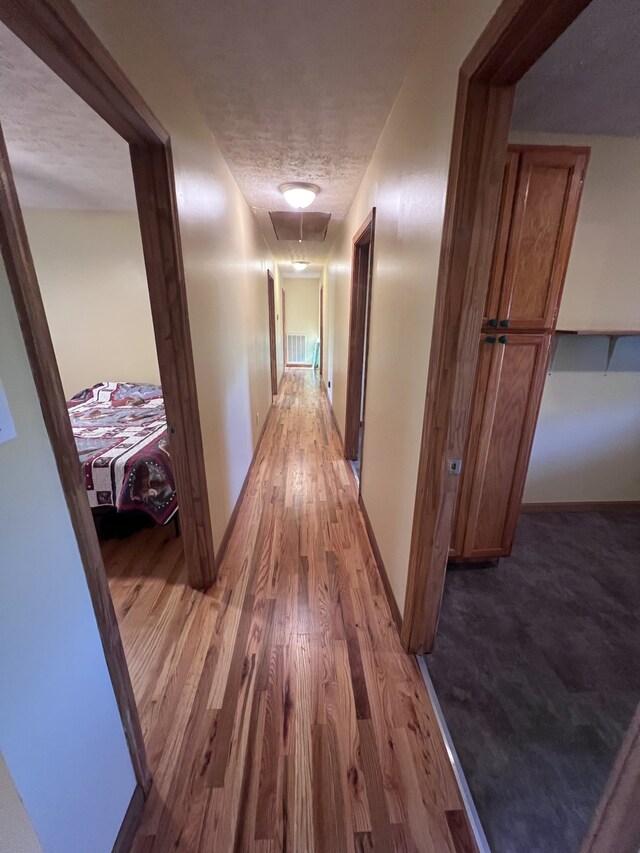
(344, 209, 376, 464)
(0, 0, 219, 796)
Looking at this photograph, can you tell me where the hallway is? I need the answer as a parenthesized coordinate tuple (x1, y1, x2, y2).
(107, 369, 476, 852)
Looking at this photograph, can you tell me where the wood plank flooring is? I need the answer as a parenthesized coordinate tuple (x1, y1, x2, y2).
(105, 369, 476, 852)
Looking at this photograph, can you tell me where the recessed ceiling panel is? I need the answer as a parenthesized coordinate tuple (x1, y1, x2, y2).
(269, 211, 331, 242)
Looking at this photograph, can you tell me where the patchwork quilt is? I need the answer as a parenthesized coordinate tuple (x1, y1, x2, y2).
(67, 382, 177, 525)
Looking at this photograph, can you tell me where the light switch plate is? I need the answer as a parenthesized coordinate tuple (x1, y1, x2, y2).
(0, 382, 17, 445)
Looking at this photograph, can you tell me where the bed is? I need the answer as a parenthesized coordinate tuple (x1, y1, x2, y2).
(67, 382, 178, 526)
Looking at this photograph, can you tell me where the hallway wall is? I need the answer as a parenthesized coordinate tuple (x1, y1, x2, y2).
(73, 0, 275, 548)
(325, 0, 500, 614)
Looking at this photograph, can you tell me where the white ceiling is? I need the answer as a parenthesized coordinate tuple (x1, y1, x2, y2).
(512, 0, 640, 137)
(1, 1, 430, 265)
(0, 23, 135, 210)
(144, 0, 431, 266)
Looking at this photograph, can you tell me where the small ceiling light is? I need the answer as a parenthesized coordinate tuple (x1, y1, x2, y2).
(279, 182, 319, 209)
(292, 261, 310, 271)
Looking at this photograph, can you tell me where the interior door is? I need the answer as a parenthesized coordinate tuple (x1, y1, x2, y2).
(456, 332, 552, 559)
(267, 271, 277, 395)
(490, 146, 589, 331)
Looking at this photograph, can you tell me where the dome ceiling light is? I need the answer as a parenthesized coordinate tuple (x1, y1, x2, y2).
(279, 182, 319, 209)
(292, 261, 310, 271)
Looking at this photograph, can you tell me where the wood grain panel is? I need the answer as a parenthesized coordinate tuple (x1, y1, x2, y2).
(483, 148, 519, 326)
(498, 146, 589, 330)
(460, 334, 551, 559)
(267, 271, 278, 396)
(107, 370, 477, 851)
(344, 210, 375, 461)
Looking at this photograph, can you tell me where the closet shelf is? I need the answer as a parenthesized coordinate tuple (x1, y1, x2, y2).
(555, 329, 640, 336)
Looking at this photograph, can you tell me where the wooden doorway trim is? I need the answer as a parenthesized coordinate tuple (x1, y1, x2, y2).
(402, 0, 594, 655)
(267, 270, 278, 395)
(0, 122, 150, 798)
(281, 286, 287, 372)
(319, 283, 324, 377)
(0, 0, 215, 593)
(0, 0, 219, 794)
(344, 208, 376, 461)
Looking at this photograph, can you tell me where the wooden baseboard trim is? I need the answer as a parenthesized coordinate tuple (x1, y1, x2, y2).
(521, 501, 640, 514)
(216, 403, 275, 567)
(112, 785, 144, 853)
(358, 493, 403, 632)
(286, 362, 313, 368)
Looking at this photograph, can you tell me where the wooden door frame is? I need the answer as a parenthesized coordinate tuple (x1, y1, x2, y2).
(344, 208, 376, 461)
(281, 286, 287, 373)
(267, 270, 278, 395)
(402, 0, 593, 655)
(0, 0, 218, 795)
(401, 4, 640, 846)
(319, 283, 324, 377)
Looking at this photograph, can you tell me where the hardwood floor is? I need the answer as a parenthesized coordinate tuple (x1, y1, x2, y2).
(105, 369, 476, 852)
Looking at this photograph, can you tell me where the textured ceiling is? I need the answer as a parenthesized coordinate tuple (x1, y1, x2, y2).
(140, 0, 431, 264)
(512, 0, 640, 137)
(0, 22, 135, 210)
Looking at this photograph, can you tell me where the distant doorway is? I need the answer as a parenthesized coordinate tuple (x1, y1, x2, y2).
(344, 209, 376, 483)
(267, 271, 277, 396)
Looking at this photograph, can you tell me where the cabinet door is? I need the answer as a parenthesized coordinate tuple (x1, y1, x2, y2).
(483, 149, 519, 328)
(458, 333, 552, 559)
(497, 147, 588, 331)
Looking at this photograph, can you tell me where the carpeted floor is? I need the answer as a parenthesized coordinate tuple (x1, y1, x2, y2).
(426, 511, 640, 853)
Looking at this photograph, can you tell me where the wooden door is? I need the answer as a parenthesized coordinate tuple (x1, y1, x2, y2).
(319, 284, 324, 376)
(452, 333, 551, 559)
(344, 210, 375, 461)
(267, 271, 277, 395)
(485, 146, 589, 332)
(281, 288, 286, 370)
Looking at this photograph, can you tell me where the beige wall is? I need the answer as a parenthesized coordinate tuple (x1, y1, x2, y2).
(508, 132, 640, 502)
(23, 209, 160, 399)
(325, 0, 500, 614)
(0, 260, 135, 852)
(283, 277, 320, 364)
(73, 0, 275, 548)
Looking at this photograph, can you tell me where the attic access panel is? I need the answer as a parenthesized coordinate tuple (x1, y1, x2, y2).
(269, 211, 331, 241)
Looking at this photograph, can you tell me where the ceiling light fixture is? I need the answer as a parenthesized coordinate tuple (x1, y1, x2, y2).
(279, 182, 319, 209)
(292, 261, 310, 271)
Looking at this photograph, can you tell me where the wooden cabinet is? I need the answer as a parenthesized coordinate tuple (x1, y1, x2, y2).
(452, 145, 588, 560)
(451, 333, 551, 559)
(484, 146, 589, 332)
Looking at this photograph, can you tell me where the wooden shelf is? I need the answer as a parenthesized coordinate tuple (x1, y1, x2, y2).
(556, 329, 640, 336)
(551, 329, 640, 372)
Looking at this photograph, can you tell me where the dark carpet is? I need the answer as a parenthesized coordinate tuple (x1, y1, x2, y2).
(426, 511, 640, 853)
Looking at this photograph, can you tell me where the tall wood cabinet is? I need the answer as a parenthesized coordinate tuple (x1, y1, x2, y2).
(450, 144, 590, 561)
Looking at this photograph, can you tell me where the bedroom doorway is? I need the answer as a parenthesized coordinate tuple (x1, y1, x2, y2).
(0, 2, 216, 798)
(344, 209, 376, 483)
